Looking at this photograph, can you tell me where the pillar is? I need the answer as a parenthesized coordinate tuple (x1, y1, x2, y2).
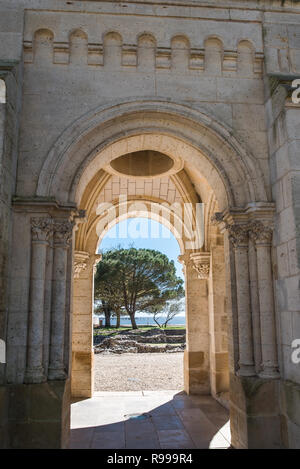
(71, 251, 101, 397)
(179, 251, 210, 394)
(208, 245, 229, 400)
(2, 204, 76, 448)
(213, 210, 282, 449)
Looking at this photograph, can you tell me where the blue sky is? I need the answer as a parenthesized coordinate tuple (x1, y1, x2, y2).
(98, 217, 184, 281)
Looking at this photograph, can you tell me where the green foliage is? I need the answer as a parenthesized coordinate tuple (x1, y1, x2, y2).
(94, 247, 184, 328)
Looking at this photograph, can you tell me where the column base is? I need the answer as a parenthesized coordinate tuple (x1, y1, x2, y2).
(258, 367, 280, 379)
(24, 367, 46, 384)
(230, 373, 283, 448)
(48, 367, 67, 381)
(237, 365, 256, 377)
(0, 380, 70, 448)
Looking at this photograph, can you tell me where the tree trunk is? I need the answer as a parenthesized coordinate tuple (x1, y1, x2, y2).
(129, 313, 138, 329)
(116, 311, 120, 329)
(104, 306, 111, 328)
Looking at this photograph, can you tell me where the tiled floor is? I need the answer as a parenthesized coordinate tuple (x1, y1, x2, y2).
(70, 390, 231, 449)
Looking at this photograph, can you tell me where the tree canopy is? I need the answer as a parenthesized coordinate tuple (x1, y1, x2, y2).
(94, 247, 184, 329)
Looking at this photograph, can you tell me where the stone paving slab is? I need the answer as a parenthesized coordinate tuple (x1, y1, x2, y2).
(70, 390, 231, 449)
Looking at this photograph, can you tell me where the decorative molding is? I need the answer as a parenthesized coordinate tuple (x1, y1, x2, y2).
(24, 28, 263, 77)
(211, 210, 274, 247)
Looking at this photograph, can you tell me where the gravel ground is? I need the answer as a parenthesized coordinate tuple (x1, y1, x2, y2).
(94, 352, 184, 391)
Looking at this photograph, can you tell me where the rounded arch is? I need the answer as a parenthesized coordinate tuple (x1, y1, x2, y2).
(34, 28, 54, 42)
(103, 31, 122, 46)
(137, 32, 156, 47)
(69, 28, 88, 42)
(171, 35, 190, 49)
(33, 28, 54, 63)
(36, 99, 268, 211)
(84, 198, 195, 255)
(204, 36, 223, 49)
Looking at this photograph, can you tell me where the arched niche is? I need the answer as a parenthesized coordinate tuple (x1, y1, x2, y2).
(33, 28, 54, 64)
(103, 32, 123, 69)
(171, 35, 190, 70)
(69, 29, 88, 65)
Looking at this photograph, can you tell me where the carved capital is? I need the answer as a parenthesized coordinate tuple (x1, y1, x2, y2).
(31, 217, 53, 242)
(73, 251, 90, 278)
(73, 252, 102, 278)
(92, 254, 102, 275)
(228, 224, 249, 248)
(53, 219, 74, 247)
(190, 252, 210, 279)
(178, 253, 191, 268)
(249, 221, 273, 245)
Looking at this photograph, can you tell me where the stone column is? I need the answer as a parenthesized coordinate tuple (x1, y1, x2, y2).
(48, 219, 73, 380)
(250, 221, 279, 378)
(228, 224, 255, 377)
(43, 236, 54, 377)
(179, 251, 210, 394)
(25, 217, 52, 384)
(247, 236, 262, 374)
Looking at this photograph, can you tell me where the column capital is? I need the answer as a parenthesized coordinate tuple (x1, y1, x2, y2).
(178, 252, 190, 267)
(178, 251, 210, 279)
(190, 252, 210, 279)
(73, 251, 90, 278)
(73, 252, 102, 277)
(227, 224, 250, 248)
(92, 254, 102, 274)
(31, 217, 53, 243)
(248, 220, 273, 245)
(53, 219, 74, 247)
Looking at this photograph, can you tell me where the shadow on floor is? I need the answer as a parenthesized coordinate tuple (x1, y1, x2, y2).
(70, 390, 231, 449)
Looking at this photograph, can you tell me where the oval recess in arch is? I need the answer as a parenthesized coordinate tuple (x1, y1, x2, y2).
(107, 149, 183, 179)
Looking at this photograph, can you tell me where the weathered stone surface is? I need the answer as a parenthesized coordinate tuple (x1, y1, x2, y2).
(0, 0, 299, 449)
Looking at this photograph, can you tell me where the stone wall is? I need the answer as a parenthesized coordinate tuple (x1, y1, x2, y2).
(15, 1, 269, 199)
(0, 68, 23, 386)
(0, 0, 299, 449)
(266, 79, 300, 447)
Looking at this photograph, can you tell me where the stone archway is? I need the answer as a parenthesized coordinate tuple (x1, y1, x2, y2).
(6, 100, 280, 449)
